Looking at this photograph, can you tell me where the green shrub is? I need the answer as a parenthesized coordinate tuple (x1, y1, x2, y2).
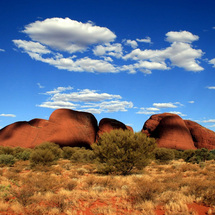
(16, 150, 32, 161)
(154, 148, 175, 162)
(62, 147, 74, 159)
(35, 142, 63, 160)
(183, 148, 213, 164)
(0, 146, 14, 155)
(30, 148, 56, 166)
(62, 147, 96, 162)
(92, 129, 156, 175)
(0, 154, 16, 166)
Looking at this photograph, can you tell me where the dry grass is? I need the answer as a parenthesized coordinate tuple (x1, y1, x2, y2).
(0, 159, 214, 214)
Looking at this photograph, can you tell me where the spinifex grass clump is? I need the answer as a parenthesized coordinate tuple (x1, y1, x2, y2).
(92, 129, 156, 175)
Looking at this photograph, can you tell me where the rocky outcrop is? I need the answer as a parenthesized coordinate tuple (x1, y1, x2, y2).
(185, 120, 215, 150)
(142, 113, 215, 150)
(0, 109, 98, 148)
(97, 118, 128, 139)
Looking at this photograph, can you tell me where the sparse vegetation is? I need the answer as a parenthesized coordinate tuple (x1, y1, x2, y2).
(92, 129, 156, 175)
(0, 139, 214, 214)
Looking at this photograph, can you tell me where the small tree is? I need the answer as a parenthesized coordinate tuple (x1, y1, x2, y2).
(92, 129, 156, 175)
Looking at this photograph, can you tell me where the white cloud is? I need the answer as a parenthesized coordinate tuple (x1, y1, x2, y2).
(153, 102, 178, 108)
(0, 114, 16, 117)
(93, 43, 123, 58)
(206, 86, 215, 90)
(124, 39, 138, 49)
(22, 18, 116, 53)
(136, 107, 160, 115)
(13, 40, 51, 54)
(165, 31, 199, 43)
(124, 40, 204, 72)
(136, 37, 152, 44)
(202, 119, 215, 123)
(169, 111, 187, 116)
(37, 83, 45, 89)
(38, 87, 133, 114)
(188, 101, 195, 104)
(209, 58, 215, 67)
(0, 49, 5, 52)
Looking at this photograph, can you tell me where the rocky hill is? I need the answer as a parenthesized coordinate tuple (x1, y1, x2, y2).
(0, 109, 215, 150)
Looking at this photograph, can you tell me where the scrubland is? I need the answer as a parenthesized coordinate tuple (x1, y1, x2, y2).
(0, 158, 215, 215)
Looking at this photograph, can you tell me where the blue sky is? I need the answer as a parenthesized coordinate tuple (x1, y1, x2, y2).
(1, 0, 215, 132)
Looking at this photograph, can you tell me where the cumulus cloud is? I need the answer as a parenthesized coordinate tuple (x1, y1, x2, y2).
(93, 43, 123, 58)
(165, 31, 199, 43)
(136, 107, 160, 115)
(37, 83, 45, 89)
(168, 111, 187, 116)
(124, 39, 138, 49)
(153, 102, 178, 108)
(136, 37, 152, 44)
(124, 39, 204, 72)
(0, 114, 16, 117)
(38, 87, 133, 113)
(0, 49, 5, 52)
(13, 40, 51, 54)
(202, 119, 215, 123)
(206, 86, 215, 90)
(22, 17, 116, 53)
(188, 101, 195, 103)
(14, 20, 204, 74)
(209, 58, 215, 67)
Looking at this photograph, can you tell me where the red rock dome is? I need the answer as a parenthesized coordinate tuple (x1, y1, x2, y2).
(0, 109, 98, 148)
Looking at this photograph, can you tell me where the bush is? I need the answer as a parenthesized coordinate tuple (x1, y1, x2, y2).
(16, 150, 32, 161)
(154, 148, 175, 162)
(183, 148, 213, 163)
(30, 149, 56, 167)
(35, 142, 63, 160)
(0, 146, 14, 155)
(0, 154, 16, 166)
(92, 129, 156, 175)
(62, 147, 96, 163)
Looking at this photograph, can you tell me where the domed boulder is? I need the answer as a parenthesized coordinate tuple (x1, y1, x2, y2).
(0, 109, 98, 148)
(48, 109, 98, 147)
(142, 113, 196, 150)
(97, 118, 128, 139)
(184, 120, 215, 150)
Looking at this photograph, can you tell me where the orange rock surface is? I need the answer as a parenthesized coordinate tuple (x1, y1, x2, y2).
(142, 113, 215, 150)
(185, 120, 215, 150)
(97, 118, 128, 139)
(0, 109, 98, 148)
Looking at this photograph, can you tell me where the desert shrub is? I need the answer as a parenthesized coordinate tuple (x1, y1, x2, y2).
(62, 146, 95, 162)
(70, 147, 96, 163)
(183, 148, 213, 163)
(92, 129, 156, 175)
(15, 150, 32, 161)
(172, 149, 184, 160)
(30, 149, 56, 166)
(154, 148, 175, 162)
(35, 142, 63, 159)
(0, 154, 16, 166)
(62, 147, 74, 159)
(0, 146, 14, 155)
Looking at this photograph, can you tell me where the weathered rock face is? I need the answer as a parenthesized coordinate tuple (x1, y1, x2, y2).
(97, 118, 128, 139)
(0, 109, 98, 148)
(142, 113, 215, 150)
(185, 120, 215, 150)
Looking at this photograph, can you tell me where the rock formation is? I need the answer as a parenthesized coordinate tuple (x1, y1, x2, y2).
(185, 120, 215, 150)
(142, 113, 215, 150)
(97, 118, 128, 140)
(0, 109, 98, 148)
